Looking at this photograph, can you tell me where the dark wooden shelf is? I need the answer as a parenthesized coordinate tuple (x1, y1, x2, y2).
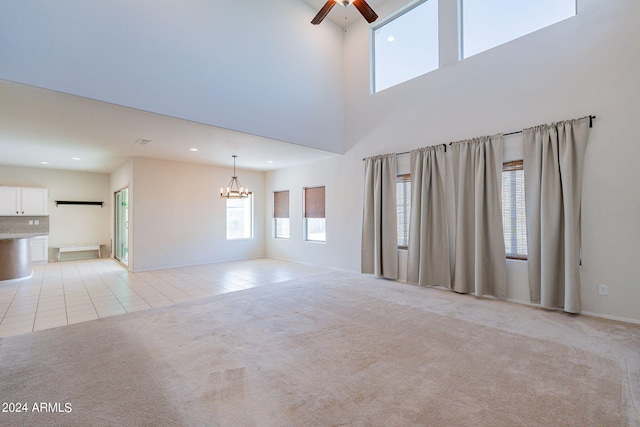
(55, 201, 104, 207)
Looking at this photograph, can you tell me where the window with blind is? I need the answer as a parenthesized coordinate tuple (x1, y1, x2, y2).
(273, 190, 290, 239)
(397, 174, 411, 249)
(304, 186, 326, 242)
(502, 161, 527, 259)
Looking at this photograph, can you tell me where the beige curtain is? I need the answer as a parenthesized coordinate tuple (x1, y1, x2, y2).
(407, 146, 451, 288)
(362, 154, 398, 279)
(523, 117, 590, 313)
(450, 135, 507, 298)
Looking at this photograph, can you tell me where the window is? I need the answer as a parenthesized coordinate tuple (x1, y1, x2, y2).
(397, 174, 411, 249)
(226, 195, 253, 239)
(373, 0, 438, 93)
(273, 190, 290, 239)
(304, 186, 326, 242)
(461, 0, 576, 59)
(502, 161, 527, 259)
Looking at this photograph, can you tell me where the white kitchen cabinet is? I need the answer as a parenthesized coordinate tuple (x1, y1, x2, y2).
(0, 187, 21, 215)
(0, 187, 48, 215)
(31, 236, 49, 264)
(21, 187, 48, 215)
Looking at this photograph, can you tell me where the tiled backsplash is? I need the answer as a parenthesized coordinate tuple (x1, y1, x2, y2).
(0, 216, 50, 234)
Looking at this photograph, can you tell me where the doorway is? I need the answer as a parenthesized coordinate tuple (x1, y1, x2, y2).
(114, 187, 129, 266)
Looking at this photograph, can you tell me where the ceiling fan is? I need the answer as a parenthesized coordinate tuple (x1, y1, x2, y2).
(311, 0, 378, 25)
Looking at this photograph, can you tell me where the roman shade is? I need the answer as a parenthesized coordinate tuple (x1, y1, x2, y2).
(304, 187, 325, 218)
(273, 191, 289, 218)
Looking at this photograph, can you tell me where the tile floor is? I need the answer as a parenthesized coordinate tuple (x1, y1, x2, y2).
(0, 257, 330, 338)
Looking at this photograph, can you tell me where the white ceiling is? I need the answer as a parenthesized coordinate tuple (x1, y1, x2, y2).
(0, 80, 339, 174)
(0, 0, 393, 175)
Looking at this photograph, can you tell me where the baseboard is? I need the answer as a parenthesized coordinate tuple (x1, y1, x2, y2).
(131, 256, 265, 273)
(507, 298, 640, 325)
(264, 256, 354, 274)
(580, 311, 640, 325)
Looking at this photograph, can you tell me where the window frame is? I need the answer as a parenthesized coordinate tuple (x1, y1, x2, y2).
(459, 0, 577, 60)
(273, 190, 290, 239)
(225, 194, 254, 240)
(303, 186, 326, 243)
(502, 160, 527, 260)
(371, 0, 439, 93)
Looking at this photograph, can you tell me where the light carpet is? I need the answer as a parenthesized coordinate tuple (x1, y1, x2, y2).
(1, 270, 639, 426)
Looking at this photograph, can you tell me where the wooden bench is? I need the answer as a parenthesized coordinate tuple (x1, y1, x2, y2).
(56, 244, 102, 261)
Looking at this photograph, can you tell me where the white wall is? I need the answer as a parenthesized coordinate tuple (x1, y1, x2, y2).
(131, 157, 265, 272)
(0, 0, 345, 153)
(0, 166, 111, 258)
(265, 0, 640, 323)
(265, 155, 361, 271)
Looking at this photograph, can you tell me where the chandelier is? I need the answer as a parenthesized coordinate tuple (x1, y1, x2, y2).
(220, 155, 249, 199)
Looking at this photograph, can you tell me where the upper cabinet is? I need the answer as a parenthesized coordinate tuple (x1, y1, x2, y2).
(0, 186, 48, 216)
(0, 187, 20, 215)
(21, 187, 48, 215)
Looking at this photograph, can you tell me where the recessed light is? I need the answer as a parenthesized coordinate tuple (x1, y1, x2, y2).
(40, 161, 50, 165)
(387, 36, 395, 42)
(71, 157, 81, 160)
(135, 139, 152, 145)
(189, 148, 199, 152)
(267, 160, 274, 164)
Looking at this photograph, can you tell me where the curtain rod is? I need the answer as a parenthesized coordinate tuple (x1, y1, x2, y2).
(396, 143, 447, 157)
(501, 115, 596, 137)
(363, 115, 596, 160)
(362, 144, 447, 161)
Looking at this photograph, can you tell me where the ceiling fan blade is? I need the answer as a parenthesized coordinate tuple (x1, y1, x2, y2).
(352, 0, 378, 23)
(311, 0, 337, 25)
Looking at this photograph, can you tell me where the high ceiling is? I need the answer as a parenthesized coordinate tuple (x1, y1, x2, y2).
(0, 80, 338, 173)
(0, 0, 393, 175)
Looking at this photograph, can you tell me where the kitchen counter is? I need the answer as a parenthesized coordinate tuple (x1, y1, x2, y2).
(0, 234, 48, 282)
(0, 215, 50, 282)
(0, 232, 49, 240)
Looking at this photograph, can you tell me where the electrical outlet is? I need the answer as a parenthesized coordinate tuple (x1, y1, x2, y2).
(158, 252, 163, 258)
(598, 284, 608, 296)
(34, 219, 39, 225)
(28, 220, 34, 225)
